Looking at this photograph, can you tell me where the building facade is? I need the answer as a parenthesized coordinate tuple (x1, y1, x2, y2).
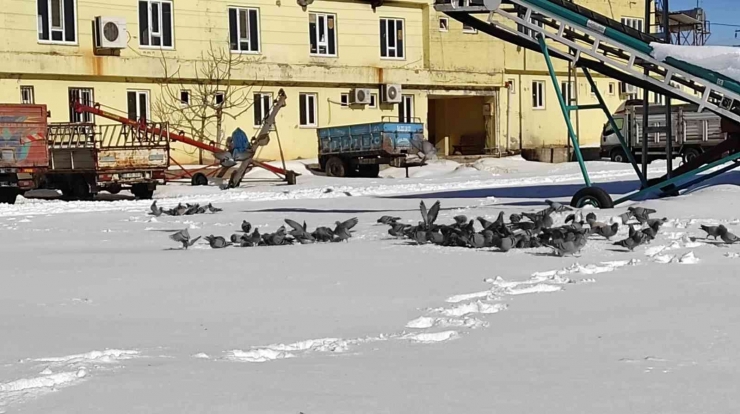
(0, 0, 646, 163)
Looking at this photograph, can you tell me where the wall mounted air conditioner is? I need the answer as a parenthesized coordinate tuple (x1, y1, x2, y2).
(381, 84, 403, 104)
(350, 88, 372, 105)
(95, 17, 127, 49)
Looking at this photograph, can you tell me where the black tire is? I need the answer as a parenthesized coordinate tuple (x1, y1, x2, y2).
(191, 173, 209, 186)
(132, 184, 155, 200)
(570, 186, 614, 209)
(682, 147, 701, 164)
(107, 183, 122, 195)
(72, 177, 91, 200)
(610, 148, 628, 163)
(0, 189, 18, 205)
(325, 157, 348, 178)
(358, 164, 380, 178)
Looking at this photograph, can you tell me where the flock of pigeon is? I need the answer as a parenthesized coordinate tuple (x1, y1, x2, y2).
(378, 200, 688, 256)
(155, 198, 740, 254)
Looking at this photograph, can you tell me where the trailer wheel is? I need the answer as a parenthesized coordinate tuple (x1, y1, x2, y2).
(325, 157, 348, 178)
(191, 173, 209, 186)
(358, 164, 380, 178)
(570, 186, 614, 209)
(132, 183, 154, 200)
(0, 189, 18, 205)
(610, 148, 628, 163)
(682, 147, 701, 164)
(71, 177, 92, 200)
(106, 183, 122, 195)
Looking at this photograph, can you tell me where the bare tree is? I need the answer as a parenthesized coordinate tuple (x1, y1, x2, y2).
(153, 41, 261, 163)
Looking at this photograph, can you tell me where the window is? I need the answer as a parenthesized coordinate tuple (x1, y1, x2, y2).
(398, 95, 414, 123)
(532, 81, 545, 109)
(621, 17, 644, 32)
(340, 93, 349, 107)
(439, 17, 448, 32)
(620, 82, 637, 96)
(229, 7, 260, 53)
(37, 0, 76, 43)
(380, 18, 405, 59)
(253, 92, 273, 127)
(180, 90, 190, 107)
(20, 86, 35, 104)
(68, 88, 94, 123)
(127, 90, 150, 121)
(139, 0, 174, 48)
(652, 92, 665, 105)
(214, 92, 225, 106)
(508, 78, 516, 95)
(609, 82, 616, 95)
(560, 81, 573, 104)
(369, 93, 378, 108)
(309, 13, 337, 56)
(299, 93, 318, 127)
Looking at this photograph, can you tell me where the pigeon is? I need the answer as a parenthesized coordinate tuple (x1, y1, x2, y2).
(184, 204, 200, 215)
(509, 213, 522, 224)
(377, 216, 400, 225)
(550, 237, 585, 256)
(594, 223, 620, 240)
(454, 215, 470, 227)
(419, 201, 441, 230)
(413, 230, 428, 245)
(262, 226, 289, 246)
(545, 199, 572, 213)
(169, 229, 201, 249)
(700, 224, 722, 240)
(614, 232, 647, 251)
(497, 235, 517, 252)
(207, 203, 223, 213)
(285, 219, 315, 243)
(333, 217, 359, 242)
(618, 212, 632, 225)
(641, 220, 663, 241)
(565, 210, 583, 224)
(204, 235, 230, 249)
(717, 225, 740, 244)
(312, 226, 334, 242)
(428, 231, 445, 245)
(241, 221, 252, 234)
(646, 217, 668, 227)
(467, 233, 486, 249)
(628, 206, 656, 224)
(150, 201, 163, 216)
(171, 203, 188, 216)
(387, 223, 407, 238)
(230, 234, 241, 244)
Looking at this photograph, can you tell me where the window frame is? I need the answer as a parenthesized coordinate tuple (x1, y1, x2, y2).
(398, 94, 414, 123)
(299, 93, 318, 128)
(180, 90, 190, 107)
(68, 87, 95, 123)
(438, 17, 448, 32)
(214, 91, 225, 106)
(508, 78, 516, 95)
(620, 17, 644, 32)
(532, 80, 545, 110)
(20, 86, 35, 104)
(127, 90, 151, 122)
(36, 0, 78, 45)
(380, 17, 406, 60)
(229, 6, 261, 54)
(560, 81, 573, 104)
(309, 12, 337, 57)
(369, 93, 378, 109)
(253, 92, 273, 127)
(139, 0, 175, 49)
(340, 93, 349, 108)
(608, 82, 616, 95)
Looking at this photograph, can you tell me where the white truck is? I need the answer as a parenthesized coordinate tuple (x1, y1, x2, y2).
(601, 102, 727, 164)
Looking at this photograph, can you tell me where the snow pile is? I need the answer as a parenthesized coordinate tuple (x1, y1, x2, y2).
(651, 43, 740, 83)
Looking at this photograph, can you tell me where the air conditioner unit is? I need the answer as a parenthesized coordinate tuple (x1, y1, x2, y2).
(95, 16, 127, 49)
(349, 88, 372, 105)
(381, 84, 403, 104)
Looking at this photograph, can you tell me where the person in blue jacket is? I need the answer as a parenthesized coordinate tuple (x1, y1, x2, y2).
(229, 127, 251, 160)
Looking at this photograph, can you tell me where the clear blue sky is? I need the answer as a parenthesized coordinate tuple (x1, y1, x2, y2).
(671, 0, 739, 46)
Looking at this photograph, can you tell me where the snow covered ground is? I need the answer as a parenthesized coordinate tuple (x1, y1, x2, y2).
(2, 156, 740, 413)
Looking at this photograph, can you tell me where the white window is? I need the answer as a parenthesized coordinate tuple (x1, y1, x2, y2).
(68, 88, 94, 123)
(340, 93, 349, 107)
(380, 18, 405, 59)
(508, 78, 516, 95)
(253, 92, 273, 127)
(439, 17, 448, 32)
(299, 93, 318, 127)
(560, 81, 573, 104)
(532, 81, 545, 109)
(398, 95, 414, 123)
(229, 7, 260, 53)
(214, 92, 225, 106)
(37, 0, 77, 43)
(138, 0, 174, 48)
(369, 93, 378, 108)
(21, 86, 35, 104)
(652, 91, 665, 105)
(609, 83, 616, 95)
(309, 13, 337, 56)
(621, 17, 644, 32)
(127, 90, 150, 121)
(180, 90, 190, 107)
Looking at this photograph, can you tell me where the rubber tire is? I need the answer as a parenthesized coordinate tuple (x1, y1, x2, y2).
(682, 147, 701, 164)
(325, 157, 348, 178)
(358, 164, 380, 178)
(0, 189, 18, 205)
(610, 148, 628, 163)
(132, 184, 154, 200)
(570, 186, 614, 209)
(72, 177, 91, 200)
(191, 173, 209, 186)
(107, 183, 122, 195)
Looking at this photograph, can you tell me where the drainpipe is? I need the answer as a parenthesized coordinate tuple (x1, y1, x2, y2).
(506, 82, 511, 153)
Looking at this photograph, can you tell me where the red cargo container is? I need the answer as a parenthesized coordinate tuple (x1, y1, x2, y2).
(0, 105, 49, 203)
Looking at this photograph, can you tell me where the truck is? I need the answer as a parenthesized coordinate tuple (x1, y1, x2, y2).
(0, 104, 169, 204)
(317, 120, 427, 178)
(601, 102, 727, 164)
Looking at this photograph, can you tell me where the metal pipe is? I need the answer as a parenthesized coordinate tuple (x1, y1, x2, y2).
(663, 0, 673, 178)
(641, 0, 651, 184)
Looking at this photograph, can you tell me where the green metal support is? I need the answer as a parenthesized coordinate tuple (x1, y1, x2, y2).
(581, 68, 647, 187)
(537, 35, 592, 187)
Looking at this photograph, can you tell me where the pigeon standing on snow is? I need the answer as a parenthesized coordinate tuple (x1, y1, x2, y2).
(377, 216, 400, 225)
(700, 224, 722, 240)
(717, 225, 740, 244)
(628, 206, 657, 225)
(241, 220, 252, 234)
(333, 217, 359, 242)
(545, 199, 572, 213)
(594, 223, 620, 240)
(169, 229, 201, 249)
(150, 201, 163, 216)
(285, 219, 315, 243)
(204, 235, 231, 248)
(207, 203, 223, 213)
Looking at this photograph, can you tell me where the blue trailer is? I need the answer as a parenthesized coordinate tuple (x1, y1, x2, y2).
(317, 121, 426, 177)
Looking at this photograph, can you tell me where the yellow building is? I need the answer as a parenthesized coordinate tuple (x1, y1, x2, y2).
(0, 0, 647, 163)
